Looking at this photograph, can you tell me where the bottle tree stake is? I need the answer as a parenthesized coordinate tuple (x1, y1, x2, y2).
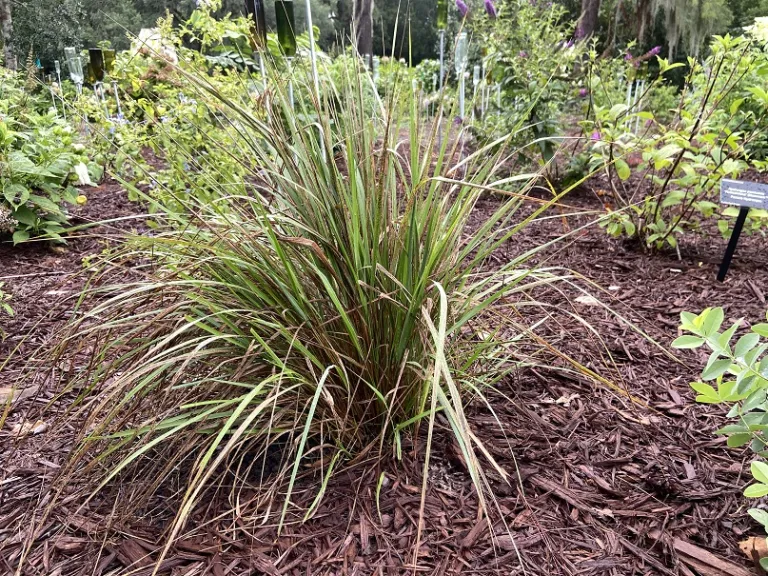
(437, 0, 447, 93)
(472, 64, 480, 120)
(245, 0, 268, 80)
(275, 0, 297, 110)
(89, 48, 109, 118)
(54, 60, 66, 120)
(64, 47, 83, 96)
(455, 32, 468, 120)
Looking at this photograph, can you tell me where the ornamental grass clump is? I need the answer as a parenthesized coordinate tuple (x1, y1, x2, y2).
(41, 54, 575, 550)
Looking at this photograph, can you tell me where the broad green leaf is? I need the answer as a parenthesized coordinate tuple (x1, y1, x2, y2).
(701, 358, 732, 381)
(745, 483, 768, 498)
(690, 381, 719, 402)
(753, 461, 768, 484)
(12, 230, 30, 245)
(727, 433, 752, 447)
(735, 333, 761, 359)
(753, 324, 768, 338)
(671, 335, 704, 349)
(748, 509, 768, 528)
(615, 158, 631, 181)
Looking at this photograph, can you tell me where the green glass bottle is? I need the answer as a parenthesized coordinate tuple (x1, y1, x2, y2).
(275, 1, 297, 57)
(245, 0, 268, 49)
(437, 0, 448, 30)
(89, 48, 104, 82)
(103, 49, 116, 75)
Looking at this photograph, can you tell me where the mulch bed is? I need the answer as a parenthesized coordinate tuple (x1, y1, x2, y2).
(2, 172, 768, 575)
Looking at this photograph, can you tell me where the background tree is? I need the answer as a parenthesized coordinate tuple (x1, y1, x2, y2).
(353, 0, 374, 56)
(577, 0, 601, 38)
(0, 0, 15, 69)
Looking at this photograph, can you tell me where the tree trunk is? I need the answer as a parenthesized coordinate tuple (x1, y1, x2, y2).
(353, 0, 373, 58)
(576, 0, 601, 39)
(0, 0, 16, 71)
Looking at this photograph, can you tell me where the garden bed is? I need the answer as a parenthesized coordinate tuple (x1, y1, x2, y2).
(2, 180, 768, 575)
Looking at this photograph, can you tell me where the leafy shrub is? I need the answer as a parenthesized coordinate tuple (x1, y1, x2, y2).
(470, 0, 587, 161)
(582, 35, 768, 250)
(673, 307, 768, 569)
(0, 69, 99, 244)
(45, 47, 585, 553)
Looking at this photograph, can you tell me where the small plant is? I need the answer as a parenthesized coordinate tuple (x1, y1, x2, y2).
(674, 307, 768, 569)
(0, 68, 100, 244)
(0, 282, 12, 341)
(470, 0, 586, 161)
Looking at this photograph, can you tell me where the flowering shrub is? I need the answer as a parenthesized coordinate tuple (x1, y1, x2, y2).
(470, 0, 586, 161)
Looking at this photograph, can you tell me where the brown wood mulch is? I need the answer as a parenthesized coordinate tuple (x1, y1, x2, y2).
(2, 175, 768, 575)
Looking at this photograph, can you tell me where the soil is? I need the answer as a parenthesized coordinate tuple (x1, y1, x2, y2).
(2, 172, 768, 575)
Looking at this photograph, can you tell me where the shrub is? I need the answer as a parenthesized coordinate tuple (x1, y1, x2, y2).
(43, 44, 585, 557)
(0, 69, 100, 244)
(674, 307, 768, 569)
(582, 35, 768, 250)
(470, 0, 587, 161)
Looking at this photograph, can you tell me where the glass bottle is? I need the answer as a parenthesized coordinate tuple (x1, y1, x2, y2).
(103, 49, 116, 75)
(437, 0, 448, 30)
(245, 0, 268, 49)
(275, 0, 297, 57)
(89, 48, 104, 82)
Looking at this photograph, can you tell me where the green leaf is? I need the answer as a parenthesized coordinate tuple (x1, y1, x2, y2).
(754, 324, 768, 338)
(745, 483, 768, 498)
(748, 508, 768, 528)
(753, 461, 768, 484)
(690, 381, 719, 403)
(735, 333, 761, 358)
(701, 358, 732, 381)
(12, 230, 30, 245)
(671, 335, 704, 349)
(728, 433, 753, 447)
(701, 307, 724, 337)
(615, 158, 631, 181)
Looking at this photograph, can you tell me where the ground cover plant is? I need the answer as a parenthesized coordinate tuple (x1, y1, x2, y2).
(674, 307, 768, 569)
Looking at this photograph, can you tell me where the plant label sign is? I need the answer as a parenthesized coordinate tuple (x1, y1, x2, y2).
(721, 179, 768, 209)
(717, 179, 768, 282)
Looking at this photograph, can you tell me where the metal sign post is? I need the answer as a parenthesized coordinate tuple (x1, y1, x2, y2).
(717, 179, 768, 281)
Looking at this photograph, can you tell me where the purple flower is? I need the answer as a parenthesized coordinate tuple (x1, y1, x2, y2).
(649, 45, 662, 55)
(579, 88, 588, 98)
(564, 39, 574, 49)
(518, 50, 528, 58)
(456, 0, 469, 18)
(591, 131, 601, 141)
(484, 0, 497, 17)
(624, 53, 633, 61)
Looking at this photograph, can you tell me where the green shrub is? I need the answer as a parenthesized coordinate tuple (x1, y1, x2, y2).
(0, 69, 100, 244)
(582, 35, 768, 250)
(470, 0, 587, 161)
